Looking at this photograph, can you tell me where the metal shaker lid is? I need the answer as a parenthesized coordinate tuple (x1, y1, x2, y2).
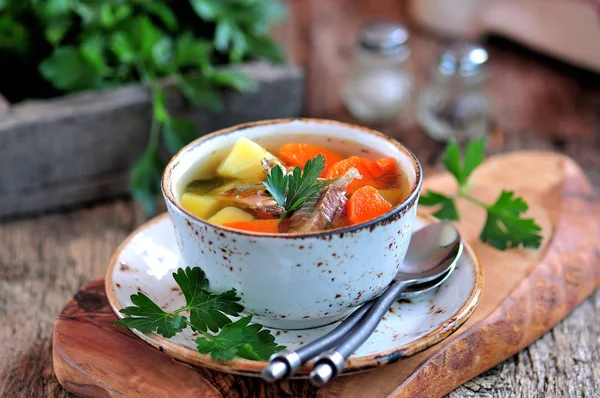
(438, 44, 488, 77)
(359, 21, 409, 54)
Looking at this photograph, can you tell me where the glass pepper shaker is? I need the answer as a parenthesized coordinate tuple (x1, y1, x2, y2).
(342, 21, 414, 123)
(417, 44, 491, 143)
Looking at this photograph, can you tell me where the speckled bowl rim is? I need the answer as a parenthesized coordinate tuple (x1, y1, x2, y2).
(161, 118, 423, 238)
(105, 212, 484, 377)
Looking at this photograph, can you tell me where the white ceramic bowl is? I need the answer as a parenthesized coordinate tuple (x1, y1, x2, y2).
(162, 118, 422, 329)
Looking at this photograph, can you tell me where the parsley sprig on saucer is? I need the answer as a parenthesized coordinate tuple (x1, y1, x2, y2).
(420, 138, 542, 250)
(114, 267, 285, 361)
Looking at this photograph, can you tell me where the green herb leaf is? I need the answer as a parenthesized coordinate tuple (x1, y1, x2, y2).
(110, 32, 137, 64)
(480, 190, 542, 250)
(210, 70, 257, 92)
(175, 33, 212, 70)
(115, 292, 187, 338)
(196, 316, 286, 362)
(173, 267, 244, 333)
(263, 165, 287, 206)
(178, 75, 223, 111)
(246, 34, 286, 64)
(140, 2, 178, 30)
(419, 190, 459, 221)
(80, 34, 106, 72)
(132, 17, 162, 60)
(442, 138, 486, 185)
(130, 147, 163, 215)
(163, 118, 197, 154)
(39, 46, 101, 91)
(285, 154, 326, 212)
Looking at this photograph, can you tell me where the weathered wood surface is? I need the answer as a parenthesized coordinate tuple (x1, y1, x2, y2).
(49, 152, 600, 398)
(1, 0, 600, 396)
(0, 62, 304, 220)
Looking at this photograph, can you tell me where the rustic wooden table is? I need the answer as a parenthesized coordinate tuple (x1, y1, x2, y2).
(1, 1, 599, 397)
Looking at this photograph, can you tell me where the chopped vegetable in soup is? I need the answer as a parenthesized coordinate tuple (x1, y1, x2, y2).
(181, 137, 409, 233)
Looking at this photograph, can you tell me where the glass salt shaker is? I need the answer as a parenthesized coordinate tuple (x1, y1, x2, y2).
(417, 44, 491, 143)
(342, 21, 414, 123)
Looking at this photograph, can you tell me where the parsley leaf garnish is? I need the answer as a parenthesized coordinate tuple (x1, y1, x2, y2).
(114, 266, 284, 361)
(263, 154, 326, 217)
(419, 138, 543, 250)
(196, 316, 286, 362)
(172, 267, 243, 332)
(114, 292, 187, 338)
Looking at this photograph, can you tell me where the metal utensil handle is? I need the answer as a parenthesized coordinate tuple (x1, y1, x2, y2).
(310, 280, 411, 382)
(262, 301, 375, 381)
(296, 301, 374, 362)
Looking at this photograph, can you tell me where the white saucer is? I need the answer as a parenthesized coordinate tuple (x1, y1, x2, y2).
(106, 214, 483, 377)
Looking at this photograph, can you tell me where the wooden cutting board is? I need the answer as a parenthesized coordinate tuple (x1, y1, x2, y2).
(52, 151, 600, 398)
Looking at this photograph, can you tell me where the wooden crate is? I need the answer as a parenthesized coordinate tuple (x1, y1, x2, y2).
(0, 62, 304, 219)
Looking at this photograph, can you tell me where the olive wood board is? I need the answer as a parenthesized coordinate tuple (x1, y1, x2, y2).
(52, 151, 600, 398)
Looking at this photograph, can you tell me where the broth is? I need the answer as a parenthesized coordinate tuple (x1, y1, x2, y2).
(180, 135, 410, 233)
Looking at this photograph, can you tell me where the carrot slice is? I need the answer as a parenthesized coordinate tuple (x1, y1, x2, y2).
(279, 143, 344, 176)
(346, 186, 393, 225)
(325, 156, 385, 193)
(222, 219, 280, 233)
(366, 157, 397, 178)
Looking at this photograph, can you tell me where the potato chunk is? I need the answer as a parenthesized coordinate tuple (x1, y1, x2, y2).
(378, 188, 404, 205)
(217, 137, 274, 180)
(181, 193, 225, 219)
(208, 207, 254, 225)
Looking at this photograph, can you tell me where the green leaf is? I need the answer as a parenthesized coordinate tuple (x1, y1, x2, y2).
(196, 316, 285, 362)
(152, 88, 169, 123)
(141, 2, 178, 30)
(80, 34, 106, 72)
(38, 0, 72, 19)
(442, 138, 486, 185)
(175, 33, 212, 70)
(39, 46, 101, 91)
(0, 16, 28, 54)
(263, 165, 287, 207)
(189, 0, 223, 20)
(229, 29, 247, 62)
(178, 75, 223, 111)
(152, 37, 174, 69)
(419, 190, 459, 221)
(285, 154, 326, 212)
(480, 191, 542, 250)
(246, 34, 286, 64)
(214, 20, 233, 51)
(110, 32, 136, 64)
(130, 147, 163, 215)
(172, 267, 244, 333)
(44, 18, 72, 45)
(461, 138, 486, 184)
(100, 3, 132, 28)
(115, 292, 187, 338)
(133, 17, 163, 60)
(163, 118, 197, 154)
(210, 70, 257, 92)
(442, 140, 462, 184)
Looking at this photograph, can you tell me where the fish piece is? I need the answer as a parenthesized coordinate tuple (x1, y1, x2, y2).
(216, 184, 285, 217)
(288, 168, 361, 233)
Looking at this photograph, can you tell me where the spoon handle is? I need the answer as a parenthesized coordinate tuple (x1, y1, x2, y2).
(262, 301, 374, 381)
(309, 280, 411, 386)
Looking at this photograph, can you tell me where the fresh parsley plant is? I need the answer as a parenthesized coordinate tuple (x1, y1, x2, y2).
(263, 154, 326, 219)
(115, 266, 285, 361)
(0, 0, 287, 215)
(419, 138, 543, 250)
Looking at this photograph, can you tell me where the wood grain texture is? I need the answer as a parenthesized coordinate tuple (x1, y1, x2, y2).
(48, 152, 600, 398)
(2, 0, 600, 396)
(0, 62, 304, 220)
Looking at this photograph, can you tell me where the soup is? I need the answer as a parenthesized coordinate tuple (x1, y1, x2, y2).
(180, 135, 409, 233)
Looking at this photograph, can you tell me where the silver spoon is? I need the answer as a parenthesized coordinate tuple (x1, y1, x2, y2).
(309, 221, 462, 386)
(261, 221, 463, 383)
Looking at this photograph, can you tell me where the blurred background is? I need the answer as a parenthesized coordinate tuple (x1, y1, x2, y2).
(0, 0, 599, 220)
